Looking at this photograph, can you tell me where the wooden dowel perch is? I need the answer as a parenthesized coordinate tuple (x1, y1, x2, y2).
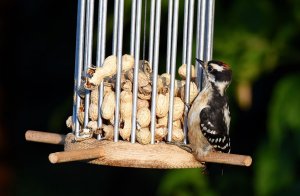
(197, 152, 252, 167)
(25, 130, 65, 145)
(49, 148, 104, 164)
(26, 131, 252, 168)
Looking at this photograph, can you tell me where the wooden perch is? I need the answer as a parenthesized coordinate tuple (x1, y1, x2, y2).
(197, 152, 252, 167)
(25, 130, 65, 145)
(25, 130, 252, 168)
(49, 148, 104, 164)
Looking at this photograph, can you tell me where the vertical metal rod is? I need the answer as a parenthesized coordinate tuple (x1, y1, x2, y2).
(196, 0, 206, 92)
(96, 0, 107, 137)
(96, 0, 103, 68)
(148, 0, 155, 66)
(195, 0, 204, 90)
(112, 1, 119, 55)
(100, 0, 107, 129)
(83, 0, 95, 128)
(84, 0, 95, 70)
(165, 0, 173, 74)
(195, 0, 201, 60)
(182, 0, 189, 64)
(167, 0, 179, 142)
(100, 0, 107, 64)
(130, 0, 142, 143)
(183, 0, 194, 144)
(141, 0, 148, 62)
(130, 0, 137, 55)
(97, 0, 107, 67)
(96, 0, 103, 131)
(206, 0, 215, 61)
(113, 0, 124, 142)
(73, 0, 86, 137)
(199, 0, 206, 61)
(150, 0, 161, 144)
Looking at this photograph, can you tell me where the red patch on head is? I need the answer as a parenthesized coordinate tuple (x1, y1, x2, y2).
(221, 62, 230, 70)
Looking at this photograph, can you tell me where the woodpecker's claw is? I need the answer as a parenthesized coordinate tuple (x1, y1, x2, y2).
(166, 141, 193, 153)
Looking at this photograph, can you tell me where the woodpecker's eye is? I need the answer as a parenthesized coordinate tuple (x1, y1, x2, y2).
(208, 65, 213, 72)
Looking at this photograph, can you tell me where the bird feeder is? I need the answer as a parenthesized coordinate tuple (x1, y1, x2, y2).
(25, 0, 252, 168)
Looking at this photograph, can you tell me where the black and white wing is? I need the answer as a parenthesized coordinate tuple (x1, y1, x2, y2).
(199, 107, 231, 153)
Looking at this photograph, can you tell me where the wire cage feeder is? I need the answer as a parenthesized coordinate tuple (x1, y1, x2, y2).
(25, 0, 252, 168)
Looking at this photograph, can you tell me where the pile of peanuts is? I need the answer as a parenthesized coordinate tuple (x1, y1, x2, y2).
(66, 54, 198, 144)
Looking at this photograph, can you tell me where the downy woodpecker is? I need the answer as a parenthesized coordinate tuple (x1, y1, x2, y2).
(188, 59, 232, 157)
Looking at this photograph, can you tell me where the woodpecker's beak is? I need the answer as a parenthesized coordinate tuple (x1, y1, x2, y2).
(195, 58, 210, 80)
(196, 58, 206, 69)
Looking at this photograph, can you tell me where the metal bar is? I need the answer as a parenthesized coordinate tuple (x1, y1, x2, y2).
(182, 0, 189, 64)
(197, 0, 206, 91)
(130, 0, 137, 55)
(96, 0, 103, 131)
(112, 0, 119, 55)
(195, 0, 204, 90)
(199, 0, 206, 61)
(141, 0, 148, 61)
(101, 0, 108, 63)
(131, 0, 142, 143)
(96, 0, 104, 68)
(150, 0, 161, 144)
(113, 0, 124, 142)
(183, 0, 194, 144)
(195, 0, 200, 60)
(99, 0, 108, 131)
(83, 0, 95, 128)
(84, 0, 95, 72)
(167, 0, 179, 142)
(96, 0, 108, 139)
(166, 0, 173, 74)
(148, 0, 155, 66)
(99, 0, 107, 65)
(205, 0, 215, 61)
(73, 0, 86, 137)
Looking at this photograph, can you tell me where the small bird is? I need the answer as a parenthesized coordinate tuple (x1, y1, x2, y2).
(188, 59, 232, 158)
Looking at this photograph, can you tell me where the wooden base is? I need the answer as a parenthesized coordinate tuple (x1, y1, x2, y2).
(25, 130, 252, 168)
(63, 133, 203, 168)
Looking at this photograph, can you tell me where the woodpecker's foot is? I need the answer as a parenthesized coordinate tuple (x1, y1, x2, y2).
(166, 141, 193, 153)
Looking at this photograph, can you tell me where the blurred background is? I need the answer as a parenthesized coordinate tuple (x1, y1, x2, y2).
(1, 0, 300, 195)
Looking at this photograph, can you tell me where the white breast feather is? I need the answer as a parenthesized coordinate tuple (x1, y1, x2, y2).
(223, 105, 230, 134)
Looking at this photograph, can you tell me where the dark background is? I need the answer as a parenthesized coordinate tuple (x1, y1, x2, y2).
(1, 0, 300, 195)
